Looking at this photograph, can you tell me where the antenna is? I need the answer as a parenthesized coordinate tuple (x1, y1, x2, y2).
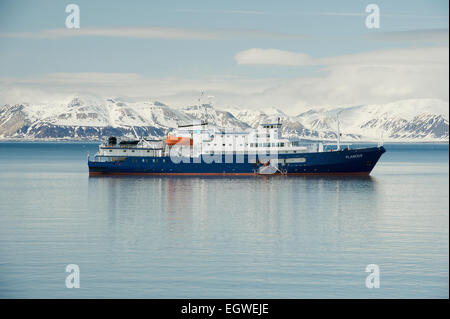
(206, 95, 215, 126)
(198, 91, 204, 106)
(336, 111, 342, 151)
(198, 91, 205, 123)
(378, 130, 384, 147)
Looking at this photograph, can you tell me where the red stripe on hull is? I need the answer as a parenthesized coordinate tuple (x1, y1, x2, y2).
(89, 171, 370, 176)
(89, 172, 256, 176)
(287, 172, 370, 176)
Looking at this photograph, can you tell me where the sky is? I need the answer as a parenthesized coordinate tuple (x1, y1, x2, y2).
(0, 0, 448, 114)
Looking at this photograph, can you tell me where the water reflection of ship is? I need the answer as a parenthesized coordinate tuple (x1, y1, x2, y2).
(164, 177, 196, 227)
(88, 175, 380, 244)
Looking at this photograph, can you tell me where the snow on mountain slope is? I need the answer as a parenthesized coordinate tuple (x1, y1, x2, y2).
(182, 104, 250, 130)
(106, 99, 191, 128)
(296, 98, 449, 142)
(225, 107, 286, 128)
(227, 107, 357, 140)
(0, 104, 29, 137)
(0, 96, 448, 142)
(0, 97, 182, 140)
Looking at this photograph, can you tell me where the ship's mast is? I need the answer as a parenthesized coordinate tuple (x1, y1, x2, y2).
(336, 111, 342, 151)
(207, 95, 215, 127)
(198, 91, 206, 124)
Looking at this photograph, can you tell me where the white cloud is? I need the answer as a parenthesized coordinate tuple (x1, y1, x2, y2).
(235, 49, 314, 66)
(178, 9, 448, 20)
(0, 27, 303, 40)
(1, 46, 448, 115)
(325, 46, 447, 67)
(235, 45, 448, 67)
(233, 46, 448, 111)
(0, 28, 217, 40)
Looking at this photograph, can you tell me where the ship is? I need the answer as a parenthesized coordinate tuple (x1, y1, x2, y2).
(88, 118, 386, 176)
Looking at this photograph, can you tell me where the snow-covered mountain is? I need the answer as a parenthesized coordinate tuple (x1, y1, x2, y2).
(227, 98, 448, 142)
(0, 97, 188, 140)
(0, 96, 448, 142)
(294, 99, 449, 142)
(225, 107, 324, 140)
(181, 104, 250, 130)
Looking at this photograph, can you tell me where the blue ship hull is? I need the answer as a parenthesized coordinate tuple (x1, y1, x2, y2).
(88, 146, 386, 176)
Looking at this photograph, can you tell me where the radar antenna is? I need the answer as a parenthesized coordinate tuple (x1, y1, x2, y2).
(198, 91, 206, 124)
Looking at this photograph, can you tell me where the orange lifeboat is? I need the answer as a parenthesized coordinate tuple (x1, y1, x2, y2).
(165, 136, 193, 146)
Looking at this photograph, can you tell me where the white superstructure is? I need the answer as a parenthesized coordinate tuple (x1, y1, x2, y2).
(93, 120, 333, 160)
(165, 120, 320, 156)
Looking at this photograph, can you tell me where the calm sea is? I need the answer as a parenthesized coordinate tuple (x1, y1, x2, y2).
(0, 142, 448, 298)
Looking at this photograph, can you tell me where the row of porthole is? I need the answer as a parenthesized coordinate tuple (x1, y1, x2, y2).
(109, 149, 156, 153)
(292, 168, 318, 172)
(129, 158, 167, 164)
(204, 142, 289, 147)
